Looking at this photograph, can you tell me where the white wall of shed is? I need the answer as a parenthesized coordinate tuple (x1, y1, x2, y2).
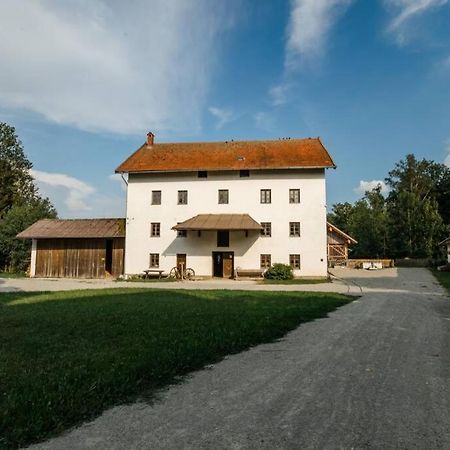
(30, 239, 37, 277)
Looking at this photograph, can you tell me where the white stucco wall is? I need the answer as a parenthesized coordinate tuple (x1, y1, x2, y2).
(447, 244, 450, 263)
(30, 238, 37, 277)
(124, 169, 328, 277)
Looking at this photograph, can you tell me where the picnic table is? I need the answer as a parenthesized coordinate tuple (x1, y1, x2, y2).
(142, 269, 165, 279)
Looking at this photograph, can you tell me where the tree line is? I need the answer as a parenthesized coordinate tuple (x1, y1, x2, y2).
(0, 122, 57, 272)
(328, 154, 450, 261)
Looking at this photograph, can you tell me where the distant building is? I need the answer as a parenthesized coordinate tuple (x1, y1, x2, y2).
(326, 222, 357, 266)
(439, 236, 450, 263)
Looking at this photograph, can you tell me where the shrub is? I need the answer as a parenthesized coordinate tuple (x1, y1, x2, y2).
(264, 263, 294, 280)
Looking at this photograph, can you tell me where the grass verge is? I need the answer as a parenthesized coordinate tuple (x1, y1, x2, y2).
(0, 288, 351, 448)
(431, 269, 450, 296)
(0, 272, 26, 279)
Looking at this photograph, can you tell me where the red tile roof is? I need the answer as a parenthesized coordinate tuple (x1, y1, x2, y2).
(17, 219, 126, 239)
(116, 137, 335, 173)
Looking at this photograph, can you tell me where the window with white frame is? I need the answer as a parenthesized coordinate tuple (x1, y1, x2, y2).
(260, 254, 271, 269)
(150, 253, 160, 268)
(289, 222, 300, 237)
(218, 189, 229, 204)
(178, 190, 188, 205)
(289, 254, 300, 269)
(260, 189, 271, 204)
(289, 189, 300, 204)
(260, 222, 271, 237)
(150, 222, 160, 237)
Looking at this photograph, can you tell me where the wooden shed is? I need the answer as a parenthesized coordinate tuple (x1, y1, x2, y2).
(439, 236, 450, 263)
(17, 218, 125, 278)
(327, 222, 357, 266)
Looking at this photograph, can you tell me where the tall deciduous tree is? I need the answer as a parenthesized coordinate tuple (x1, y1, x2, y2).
(0, 123, 36, 209)
(385, 154, 446, 258)
(0, 122, 57, 272)
(329, 186, 389, 259)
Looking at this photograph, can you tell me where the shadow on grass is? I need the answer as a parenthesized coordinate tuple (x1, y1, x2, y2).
(0, 288, 352, 449)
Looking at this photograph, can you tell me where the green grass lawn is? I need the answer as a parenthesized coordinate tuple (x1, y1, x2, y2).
(432, 269, 450, 296)
(0, 272, 26, 279)
(0, 288, 351, 449)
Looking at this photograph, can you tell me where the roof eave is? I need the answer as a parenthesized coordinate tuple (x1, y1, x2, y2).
(116, 165, 335, 175)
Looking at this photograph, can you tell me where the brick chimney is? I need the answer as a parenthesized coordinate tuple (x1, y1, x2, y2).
(147, 132, 155, 146)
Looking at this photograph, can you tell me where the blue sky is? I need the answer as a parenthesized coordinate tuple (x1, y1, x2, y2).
(1, 0, 450, 218)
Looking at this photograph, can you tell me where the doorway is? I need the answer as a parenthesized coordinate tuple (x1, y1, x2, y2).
(105, 239, 113, 275)
(212, 251, 234, 278)
(177, 253, 187, 274)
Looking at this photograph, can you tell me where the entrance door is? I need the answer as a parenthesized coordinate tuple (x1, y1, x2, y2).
(212, 252, 223, 277)
(177, 253, 187, 274)
(222, 252, 234, 278)
(212, 252, 234, 278)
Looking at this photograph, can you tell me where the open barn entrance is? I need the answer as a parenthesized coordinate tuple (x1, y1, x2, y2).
(105, 239, 113, 275)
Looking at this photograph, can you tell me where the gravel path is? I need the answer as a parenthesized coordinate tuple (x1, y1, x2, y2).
(28, 268, 450, 449)
(0, 275, 354, 294)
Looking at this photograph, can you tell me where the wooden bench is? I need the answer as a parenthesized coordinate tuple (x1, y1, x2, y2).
(142, 269, 165, 279)
(234, 268, 265, 279)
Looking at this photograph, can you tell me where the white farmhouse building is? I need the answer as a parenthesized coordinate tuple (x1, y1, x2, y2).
(116, 133, 336, 278)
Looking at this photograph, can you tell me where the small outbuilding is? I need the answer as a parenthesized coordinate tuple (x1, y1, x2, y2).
(17, 218, 125, 278)
(327, 222, 357, 266)
(439, 236, 450, 263)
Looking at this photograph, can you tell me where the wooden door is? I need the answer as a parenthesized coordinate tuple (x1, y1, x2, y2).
(222, 252, 234, 278)
(212, 252, 223, 277)
(177, 254, 187, 274)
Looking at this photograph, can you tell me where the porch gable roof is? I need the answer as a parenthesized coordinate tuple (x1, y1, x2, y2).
(172, 214, 262, 231)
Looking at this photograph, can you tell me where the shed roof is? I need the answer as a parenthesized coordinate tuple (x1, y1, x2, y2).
(172, 214, 262, 231)
(116, 137, 336, 173)
(17, 218, 126, 239)
(439, 236, 450, 246)
(327, 222, 358, 245)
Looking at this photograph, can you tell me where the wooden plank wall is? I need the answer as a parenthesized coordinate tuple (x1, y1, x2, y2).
(35, 238, 125, 278)
(112, 238, 125, 277)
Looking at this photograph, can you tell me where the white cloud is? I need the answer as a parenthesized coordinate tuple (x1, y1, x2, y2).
(31, 169, 126, 218)
(269, 83, 290, 106)
(354, 180, 389, 195)
(285, 0, 352, 69)
(383, 0, 449, 44)
(31, 169, 95, 212)
(208, 107, 235, 129)
(0, 1, 235, 135)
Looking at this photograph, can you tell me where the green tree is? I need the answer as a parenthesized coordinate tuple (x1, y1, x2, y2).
(329, 186, 389, 258)
(0, 199, 57, 272)
(0, 122, 57, 272)
(385, 154, 446, 258)
(327, 202, 353, 234)
(349, 186, 389, 258)
(0, 159, 15, 217)
(0, 122, 36, 208)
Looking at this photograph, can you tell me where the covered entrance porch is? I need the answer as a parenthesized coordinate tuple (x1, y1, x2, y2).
(172, 214, 262, 278)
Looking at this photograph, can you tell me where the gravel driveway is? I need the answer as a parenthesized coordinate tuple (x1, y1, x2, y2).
(28, 268, 450, 449)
